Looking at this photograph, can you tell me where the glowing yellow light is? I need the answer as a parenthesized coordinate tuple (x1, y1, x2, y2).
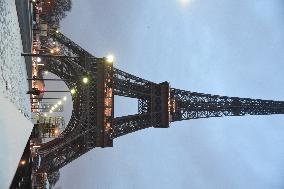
(106, 55, 114, 63)
(82, 77, 88, 84)
(63, 96, 67, 101)
(50, 49, 54, 54)
(55, 47, 60, 52)
(20, 160, 26, 165)
(70, 89, 75, 94)
(57, 101, 62, 105)
(54, 129, 59, 134)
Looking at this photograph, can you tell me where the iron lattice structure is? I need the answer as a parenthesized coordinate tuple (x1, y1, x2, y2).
(37, 32, 284, 175)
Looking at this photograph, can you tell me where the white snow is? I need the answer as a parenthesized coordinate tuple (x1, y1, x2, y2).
(0, 0, 31, 118)
(0, 0, 34, 188)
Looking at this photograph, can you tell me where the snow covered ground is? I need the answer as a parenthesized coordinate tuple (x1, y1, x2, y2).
(0, 0, 33, 188)
(0, 0, 31, 118)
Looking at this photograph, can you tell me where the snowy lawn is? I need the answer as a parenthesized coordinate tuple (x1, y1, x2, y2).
(0, 0, 31, 118)
(0, 0, 33, 188)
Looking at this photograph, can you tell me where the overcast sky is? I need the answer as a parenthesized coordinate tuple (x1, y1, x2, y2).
(52, 0, 284, 188)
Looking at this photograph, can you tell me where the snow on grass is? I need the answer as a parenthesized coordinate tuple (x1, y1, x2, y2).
(0, 0, 31, 119)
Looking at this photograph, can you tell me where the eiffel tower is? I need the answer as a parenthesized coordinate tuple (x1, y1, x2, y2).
(33, 31, 284, 181)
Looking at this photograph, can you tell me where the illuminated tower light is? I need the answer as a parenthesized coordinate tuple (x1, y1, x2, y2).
(106, 54, 114, 63)
(83, 77, 88, 84)
(70, 89, 76, 94)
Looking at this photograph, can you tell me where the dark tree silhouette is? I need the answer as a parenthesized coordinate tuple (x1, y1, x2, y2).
(44, 0, 72, 27)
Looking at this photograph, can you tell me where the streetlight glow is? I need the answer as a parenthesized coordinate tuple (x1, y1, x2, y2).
(36, 57, 41, 63)
(106, 54, 114, 63)
(54, 129, 59, 134)
(56, 30, 59, 33)
(50, 49, 54, 54)
(83, 77, 88, 84)
(63, 96, 67, 101)
(20, 160, 26, 165)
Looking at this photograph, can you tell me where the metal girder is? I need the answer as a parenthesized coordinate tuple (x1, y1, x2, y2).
(39, 128, 96, 173)
(113, 68, 153, 98)
(51, 32, 93, 59)
(112, 114, 152, 138)
(170, 88, 284, 121)
(37, 56, 96, 155)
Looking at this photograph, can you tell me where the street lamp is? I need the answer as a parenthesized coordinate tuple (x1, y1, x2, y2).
(36, 57, 41, 63)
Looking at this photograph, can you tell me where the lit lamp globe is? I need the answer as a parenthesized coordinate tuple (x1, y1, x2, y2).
(70, 89, 76, 94)
(36, 57, 41, 63)
(82, 77, 88, 84)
